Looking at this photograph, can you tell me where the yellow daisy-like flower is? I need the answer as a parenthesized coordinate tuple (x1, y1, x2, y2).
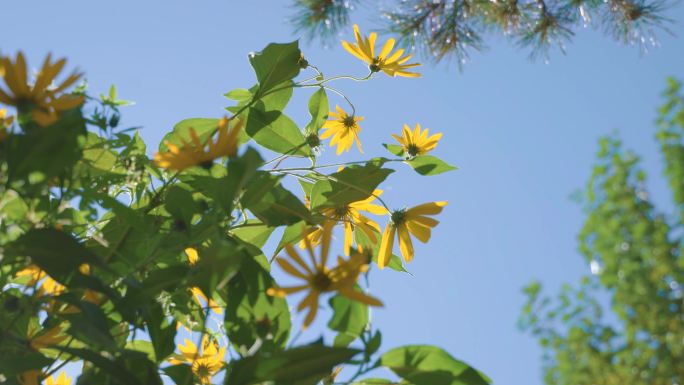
(15, 265, 65, 296)
(169, 335, 225, 384)
(0, 52, 84, 127)
(154, 116, 242, 171)
(392, 123, 443, 158)
(185, 248, 223, 314)
(342, 24, 421, 78)
(268, 223, 383, 329)
(0, 108, 13, 142)
(320, 105, 363, 155)
(303, 189, 387, 255)
(46, 371, 71, 385)
(17, 370, 40, 385)
(377, 201, 448, 269)
(28, 324, 67, 350)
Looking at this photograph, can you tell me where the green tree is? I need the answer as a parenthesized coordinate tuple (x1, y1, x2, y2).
(291, 0, 674, 63)
(520, 78, 684, 385)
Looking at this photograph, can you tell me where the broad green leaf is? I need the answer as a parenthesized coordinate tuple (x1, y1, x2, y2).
(158, 118, 219, 152)
(246, 108, 309, 156)
(242, 172, 313, 226)
(63, 300, 117, 349)
(165, 185, 201, 225)
(365, 330, 382, 358)
(275, 220, 308, 256)
(7, 108, 86, 182)
(225, 88, 252, 101)
(328, 293, 369, 344)
(310, 163, 393, 210)
(225, 344, 360, 385)
(164, 364, 194, 385)
(125, 340, 156, 362)
(231, 219, 277, 249)
(186, 146, 263, 212)
(407, 155, 457, 176)
(379, 345, 491, 385)
(5, 229, 103, 280)
(143, 303, 177, 363)
(224, 257, 291, 353)
(187, 236, 244, 298)
(249, 41, 301, 96)
(382, 143, 405, 157)
(305, 88, 329, 134)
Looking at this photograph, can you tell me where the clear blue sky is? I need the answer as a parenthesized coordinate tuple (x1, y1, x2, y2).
(4, 1, 684, 384)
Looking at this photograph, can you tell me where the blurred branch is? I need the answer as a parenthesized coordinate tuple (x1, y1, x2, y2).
(291, 0, 676, 65)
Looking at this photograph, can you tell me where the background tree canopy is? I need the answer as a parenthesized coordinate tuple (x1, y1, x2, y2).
(520, 78, 684, 385)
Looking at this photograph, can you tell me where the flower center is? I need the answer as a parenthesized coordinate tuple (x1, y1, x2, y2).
(199, 160, 214, 170)
(342, 115, 356, 128)
(194, 361, 212, 379)
(391, 209, 407, 226)
(306, 133, 321, 148)
(311, 271, 333, 291)
(406, 143, 420, 157)
(334, 206, 350, 218)
(369, 57, 383, 73)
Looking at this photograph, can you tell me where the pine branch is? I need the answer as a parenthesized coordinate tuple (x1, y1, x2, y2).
(291, 0, 676, 64)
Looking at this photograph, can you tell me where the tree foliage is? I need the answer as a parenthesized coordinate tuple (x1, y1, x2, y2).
(0, 29, 485, 385)
(520, 78, 684, 385)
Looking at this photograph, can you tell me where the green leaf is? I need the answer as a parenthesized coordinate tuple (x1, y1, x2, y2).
(382, 143, 405, 157)
(328, 293, 368, 345)
(224, 257, 291, 353)
(231, 219, 277, 249)
(225, 344, 360, 385)
(379, 345, 491, 385)
(164, 364, 194, 385)
(186, 147, 263, 212)
(406, 156, 457, 176)
(165, 185, 201, 225)
(310, 163, 393, 210)
(249, 41, 301, 96)
(275, 221, 308, 256)
(365, 330, 382, 358)
(242, 172, 313, 226)
(188, 236, 244, 298)
(5, 229, 103, 281)
(225, 88, 253, 101)
(125, 340, 156, 362)
(305, 88, 329, 134)
(158, 118, 219, 152)
(246, 108, 309, 156)
(7, 108, 86, 182)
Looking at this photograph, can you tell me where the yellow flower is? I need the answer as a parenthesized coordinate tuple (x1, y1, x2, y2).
(320, 105, 363, 155)
(268, 223, 383, 328)
(303, 190, 387, 255)
(154, 116, 242, 171)
(0, 52, 84, 127)
(0, 108, 13, 142)
(185, 247, 199, 265)
(46, 371, 72, 385)
(392, 123, 442, 158)
(342, 24, 421, 78)
(377, 201, 448, 269)
(169, 335, 225, 384)
(17, 370, 40, 385)
(184, 248, 223, 314)
(15, 265, 65, 296)
(28, 324, 67, 350)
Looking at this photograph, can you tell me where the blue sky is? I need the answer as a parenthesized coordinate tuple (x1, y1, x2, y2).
(3, 1, 684, 384)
